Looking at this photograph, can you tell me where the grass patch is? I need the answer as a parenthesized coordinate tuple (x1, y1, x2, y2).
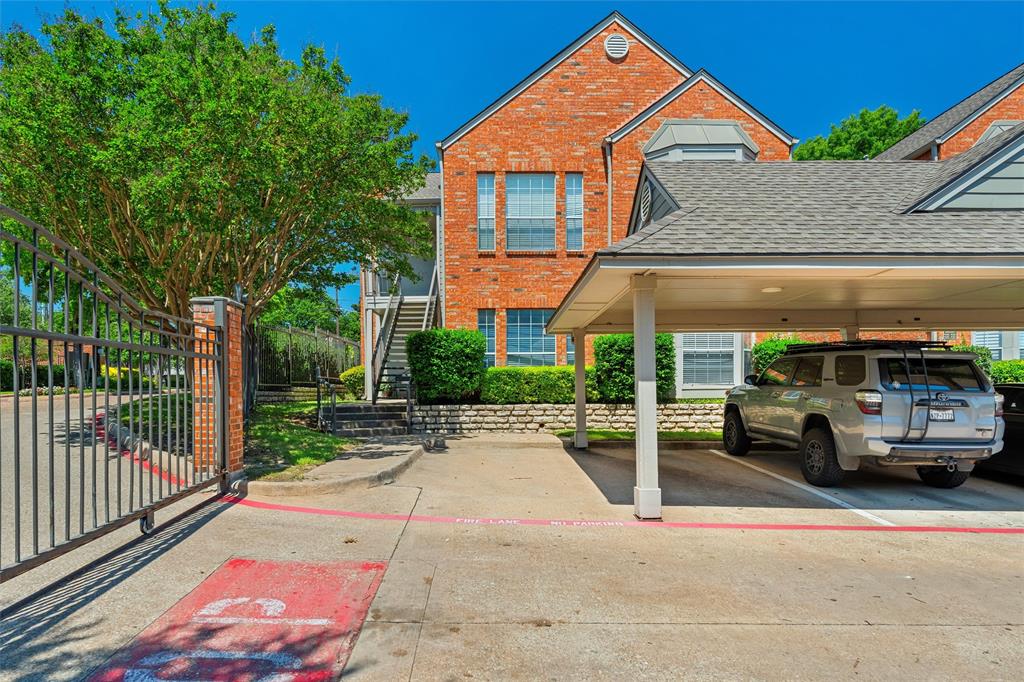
(245, 401, 355, 480)
(554, 428, 722, 442)
(675, 397, 725, 404)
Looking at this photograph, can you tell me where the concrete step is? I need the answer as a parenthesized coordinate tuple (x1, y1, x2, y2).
(333, 425, 410, 437)
(329, 418, 408, 429)
(323, 404, 407, 416)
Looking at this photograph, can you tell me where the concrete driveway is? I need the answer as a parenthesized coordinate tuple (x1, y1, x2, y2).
(2, 433, 1022, 681)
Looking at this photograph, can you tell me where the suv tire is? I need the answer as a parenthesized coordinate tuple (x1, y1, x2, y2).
(723, 410, 752, 456)
(916, 466, 971, 489)
(799, 427, 844, 487)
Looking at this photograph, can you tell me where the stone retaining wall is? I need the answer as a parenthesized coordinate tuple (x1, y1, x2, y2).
(256, 387, 319, 404)
(411, 402, 723, 434)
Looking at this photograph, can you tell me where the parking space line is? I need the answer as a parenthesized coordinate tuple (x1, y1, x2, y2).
(708, 449, 895, 526)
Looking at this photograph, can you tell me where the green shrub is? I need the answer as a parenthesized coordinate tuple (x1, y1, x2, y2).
(991, 359, 1024, 384)
(592, 333, 675, 403)
(0, 361, 67, 391)
(480, 365, 598, 404)
(407, 329, 487, 403)
(951, 344, 993, 376)
(751, 336, 811, 374)
(338, 365, 364, 398)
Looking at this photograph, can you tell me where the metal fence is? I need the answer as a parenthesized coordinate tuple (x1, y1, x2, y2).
(253, 325, 358, 389)
(0, 205, 226, 582)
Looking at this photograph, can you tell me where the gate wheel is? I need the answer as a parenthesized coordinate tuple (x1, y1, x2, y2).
(140, 513, 155, 535)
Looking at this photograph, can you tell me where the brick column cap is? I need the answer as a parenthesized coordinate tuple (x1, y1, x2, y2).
(190, 296, 244, 310)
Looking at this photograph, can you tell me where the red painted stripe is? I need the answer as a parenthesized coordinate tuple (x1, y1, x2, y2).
(222, 496, 1024, 535)
(95, 412, 185, 487)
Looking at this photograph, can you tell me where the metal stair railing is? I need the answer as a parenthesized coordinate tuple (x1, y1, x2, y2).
(372, 272, 403, 404)
(421, 267, 439, 331)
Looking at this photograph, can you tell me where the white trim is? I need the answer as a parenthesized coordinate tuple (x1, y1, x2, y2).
(607, 71, 798, 147)
(911, 133, 1024, 212)
(937, 73, 1024, 144)
(439, 12, 692, 150)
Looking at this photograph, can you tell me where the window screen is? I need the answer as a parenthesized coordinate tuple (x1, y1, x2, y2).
(759, 357, 798, 386)
(477, 309, 495, 367)
(972, 331, 1003, 360)
(681, 333, 735, 385)
(879, 358, 985, 392)
(506, 309, 556, 366)
(477, 174, 495, 250)
(566, 333, 576, 366)
(791, 357, 824, 387)
(565, 173, 583, 251)
(506, 174, 555, 251)
(835, 355, 866, 386)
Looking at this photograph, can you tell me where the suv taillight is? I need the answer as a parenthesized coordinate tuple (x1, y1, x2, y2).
(855, 390, 883, 415)
(995, 394, 1004, 418)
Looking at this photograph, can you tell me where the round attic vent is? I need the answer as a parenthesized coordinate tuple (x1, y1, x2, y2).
(604, 33, 629, 59)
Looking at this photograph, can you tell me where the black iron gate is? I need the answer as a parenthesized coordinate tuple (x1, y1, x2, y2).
(0, 206, 227, 582)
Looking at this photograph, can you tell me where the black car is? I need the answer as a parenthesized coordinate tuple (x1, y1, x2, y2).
(979, 384, 1024, 475)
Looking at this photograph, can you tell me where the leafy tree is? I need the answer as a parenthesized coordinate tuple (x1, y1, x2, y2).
(0, 2, 432, 326)
(259, 283, 360, 342)
(793, 106, 926, 160)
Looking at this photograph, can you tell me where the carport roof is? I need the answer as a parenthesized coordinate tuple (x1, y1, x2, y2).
(604, 156, 1024, 258)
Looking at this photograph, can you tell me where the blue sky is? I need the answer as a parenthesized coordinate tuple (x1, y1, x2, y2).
(3, 1, 1022, 306)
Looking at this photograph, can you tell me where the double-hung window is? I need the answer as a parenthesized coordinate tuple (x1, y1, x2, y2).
(972, 331, 1003, 360)
(477, 174, 495, 251)
(506, 309, 556, 366)
(506, 174, 555, 251)
(565, 173, 583, 251)
(681, 333, 736, 385)
(478, 309, 496, 367)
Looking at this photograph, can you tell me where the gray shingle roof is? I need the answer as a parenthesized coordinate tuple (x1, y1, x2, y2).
(404, 172, 441, 203)
(875, 63, 1024, 160)
(895, 122, 1024, 212)
(602, 159, 1024, 258)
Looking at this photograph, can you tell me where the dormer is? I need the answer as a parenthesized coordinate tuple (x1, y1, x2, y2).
(643, 119, 760, 162)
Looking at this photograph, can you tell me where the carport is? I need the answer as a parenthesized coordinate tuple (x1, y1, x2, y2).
(547, 131, 1024, 520)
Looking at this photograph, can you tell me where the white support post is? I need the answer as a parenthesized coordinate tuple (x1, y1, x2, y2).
(573, 328, 588, 449)
(632, 274, 661, 520)
(362, 272, 374, 401)
(840, 324, 860, 341)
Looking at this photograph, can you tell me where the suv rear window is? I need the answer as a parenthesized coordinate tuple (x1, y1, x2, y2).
(878, 358, 986, 392)
(835, 355, 866, 386)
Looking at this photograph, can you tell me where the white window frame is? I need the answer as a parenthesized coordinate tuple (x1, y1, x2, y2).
(477, 173, 495, 251)
(478, 309, 496, 367)
(676, 333, 743, 393)
(505, 173, 556, 252)
(506, 309, 556, 366)
(565, 173, 583, 251)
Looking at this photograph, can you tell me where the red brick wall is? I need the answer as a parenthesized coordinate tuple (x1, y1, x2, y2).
(441, 21, 789, 365)
(939, 82, 1024, 158)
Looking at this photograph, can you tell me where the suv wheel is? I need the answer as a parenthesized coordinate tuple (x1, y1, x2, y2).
(723, 410, 752, 456)
(916, 466, 971, 489)
(799, 427, 844, 487)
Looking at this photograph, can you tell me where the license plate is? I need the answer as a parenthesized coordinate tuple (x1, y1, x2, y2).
(929, 408, 955, 422)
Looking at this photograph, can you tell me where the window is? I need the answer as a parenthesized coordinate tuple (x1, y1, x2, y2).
(835, 355, 867, 386)
(506, 174, 555, 251)
(477, 174, 495, 251)
(758, 357, 798, 386)
(478, 309, 495, 367)
(681, 333, 735, 385)
(506, 309, 555, 366)
(878, 358, 985, 392)
(565, 173, 583, 251)
(566, 334, 575, 365)
(972, 331, 1003, 360)
(791, 357, 824, 387)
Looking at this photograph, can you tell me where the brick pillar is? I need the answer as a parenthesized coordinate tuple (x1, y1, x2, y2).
(191, 297, 245, 484)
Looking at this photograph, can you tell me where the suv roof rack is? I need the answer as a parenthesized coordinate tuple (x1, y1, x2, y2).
(782, 340, 952, 355)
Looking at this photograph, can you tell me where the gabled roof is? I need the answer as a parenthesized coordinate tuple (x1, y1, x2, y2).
(875, 62, 1024, 160)
(438, 12, 693, 151)
(601, 158, 1023, 258)
(897, 123, 1024, 212)
(403, 172, 441, 204)
(606, 70, 798, 147)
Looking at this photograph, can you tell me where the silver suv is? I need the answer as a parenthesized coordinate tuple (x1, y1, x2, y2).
(723, 342, 1005, 488)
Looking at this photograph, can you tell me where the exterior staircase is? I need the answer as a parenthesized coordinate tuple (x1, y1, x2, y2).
(320, 401, 410, 438)
(378, 299, 428, 398)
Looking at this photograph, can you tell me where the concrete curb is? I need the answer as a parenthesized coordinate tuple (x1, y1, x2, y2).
(558, 437, 722, 451)
(246, 442, 426, 497)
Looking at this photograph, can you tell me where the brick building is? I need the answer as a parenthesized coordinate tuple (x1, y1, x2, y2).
(361, 13, 1022, 400)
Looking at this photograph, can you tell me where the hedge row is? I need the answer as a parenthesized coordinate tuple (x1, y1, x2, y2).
(0, 361, 66, 391)
(991, 359, 1024, 383)
(407, 329, 676, 404)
